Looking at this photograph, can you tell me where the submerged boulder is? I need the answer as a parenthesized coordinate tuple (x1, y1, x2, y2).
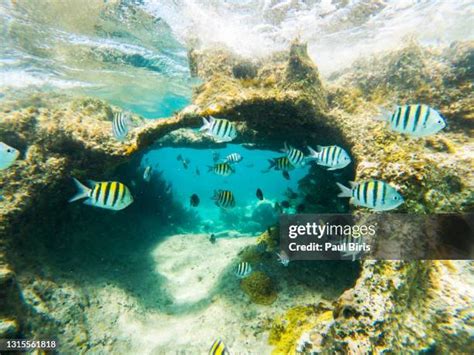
(240, 271, 277, 305)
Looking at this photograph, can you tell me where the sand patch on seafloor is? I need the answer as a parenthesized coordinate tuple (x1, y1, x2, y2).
(81, 233, 324, 354)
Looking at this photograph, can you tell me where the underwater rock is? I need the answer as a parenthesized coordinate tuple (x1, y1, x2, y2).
(185, 39, 330, 149)
(240, 271, 277, 305)
(268, 303, 333, 355)
(301, 260, 474, 353)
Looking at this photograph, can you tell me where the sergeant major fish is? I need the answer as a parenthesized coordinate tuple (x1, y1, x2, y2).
(307, 145, 351, 170)
(379, 104, 446, 137)
(112, 111, 132, 141)
(283, 143, 305, 166)
(212, 189, 235, 208)
(336, 180, 403, 211)
(208, 162, 235, 176)
(69, 178, 133, 211)
(0, 142, 19, 170)
(266, 156, 295, 172)
(143, 166, 152, 182)
(209, 339, 229, 355)
(276, 250, 290, 267)
(234, 262, 252, 278)
(200, 116, 237, 143)
(225, 152, 242, 163)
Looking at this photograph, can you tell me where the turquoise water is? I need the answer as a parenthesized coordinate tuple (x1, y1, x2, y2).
(142, 145, 311, 233)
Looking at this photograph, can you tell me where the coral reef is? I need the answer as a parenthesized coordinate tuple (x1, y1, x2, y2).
(300, 260, 474, 354)
(240, 271, 277, 305)
(268, 303, 332, 355)
(0, 36, 472, 353)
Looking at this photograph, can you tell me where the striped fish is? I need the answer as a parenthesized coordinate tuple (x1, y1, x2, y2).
(69, 178, 133, 211)
(234, 262, 252, 278)
(212, 189, 236, 208)
(307, 145, 351, 170)
(339, 235, 363, 261)
(336, 180, 403, 211)
(209, 339, 229, 355)
(225, 153, 242, 163)
(112, 111, 132, 141)
(208, 162, 235, 176)
(283, 143, 305, 166)
(267, 156, 295, 171)
(382, 104, 446, 137)
(200, 116, 237, 143)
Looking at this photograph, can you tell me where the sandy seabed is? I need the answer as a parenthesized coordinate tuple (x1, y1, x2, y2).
(75, 234, 323, 354)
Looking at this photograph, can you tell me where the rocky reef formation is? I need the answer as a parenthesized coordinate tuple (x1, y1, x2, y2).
(0, 37, 472, 353)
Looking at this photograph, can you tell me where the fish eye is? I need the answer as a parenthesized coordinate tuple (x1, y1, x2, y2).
(393, 196, 399, 200)
(7, 148, 12, 153)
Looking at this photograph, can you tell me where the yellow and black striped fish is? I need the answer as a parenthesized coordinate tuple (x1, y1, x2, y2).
(383, 104, 446, 137)
(307, 145, 351, 170)
(69, 178, 133, 211)
(267, 156, 295, 171)
(200, 116, 237, 143)
(336, 180, 403, 211)
(212, 189, 236, 208)
(209, 339, 229, 355)
(208, 162, 235, 176)
(283, 143, 305, 166)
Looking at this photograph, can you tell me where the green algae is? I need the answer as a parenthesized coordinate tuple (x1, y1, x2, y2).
(240, 271, 277, 305)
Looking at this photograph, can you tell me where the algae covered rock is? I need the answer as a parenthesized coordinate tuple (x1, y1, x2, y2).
(240, 271, 277, 305)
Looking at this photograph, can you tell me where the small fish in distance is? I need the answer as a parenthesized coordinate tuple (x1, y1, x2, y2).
(143, 166, 152, 182)
(234, 262, 252, 278)
(112, 111, 133, 141)
(190, 193, 200, 207)
(283, 142, 305, 167)
(225, 152, 243, 164)
(276, 250, 290, 267)
(208, 162, 235, 176)
(212, 189, 235, 208)
(256, 188, 264, 200)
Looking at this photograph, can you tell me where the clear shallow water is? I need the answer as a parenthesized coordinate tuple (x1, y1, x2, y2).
(0, 0, 195, 117)
(1, 0, 472, 115)
(142, 144, 310, 233)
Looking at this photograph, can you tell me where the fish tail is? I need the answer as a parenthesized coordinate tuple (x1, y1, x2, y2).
(207, 165, 214, 172)
(199, 117, 211, 132)
(374, 106, 393, 122)
(69, 178, 91, 202)
(336, 182, 352, 198)
(261, 159, 274, 173)
(307, 146, 319, 158)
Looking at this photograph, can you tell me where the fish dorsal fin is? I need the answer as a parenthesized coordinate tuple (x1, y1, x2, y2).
(349, 181, 358, 188)
(86, 179, 99, 188)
